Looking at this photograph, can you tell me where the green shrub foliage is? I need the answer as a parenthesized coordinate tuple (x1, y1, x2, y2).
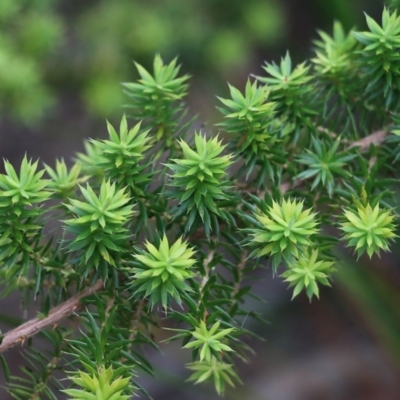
(1, 4, 400, 398)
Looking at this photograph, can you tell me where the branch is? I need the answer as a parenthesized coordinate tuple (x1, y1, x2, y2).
(279, 128, 389, 194)
(347, 129, 387, 151)
(0, 279, 104, 354)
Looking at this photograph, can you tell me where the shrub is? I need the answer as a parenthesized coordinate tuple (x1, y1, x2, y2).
(1, 3, 400, 398)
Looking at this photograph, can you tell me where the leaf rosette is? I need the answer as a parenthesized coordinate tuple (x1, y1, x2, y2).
(63, 366, 132, 400)
(64, 180, 133, 270)
(131, 235, 196, 309)
(281, 249, 335, 301)
(166, 133, 233, 233)
(91, 115, 152, 196)
(340, 202, 397, 258)
(249, 198, 319, 270)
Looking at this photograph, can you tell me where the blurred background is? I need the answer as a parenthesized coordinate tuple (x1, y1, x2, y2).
(1, 0, 400, 399)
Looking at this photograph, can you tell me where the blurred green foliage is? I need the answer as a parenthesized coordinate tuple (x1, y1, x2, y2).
(0, 0, 63, 122)
(0, 0, 287, 122)
(0, 0, 382, 124)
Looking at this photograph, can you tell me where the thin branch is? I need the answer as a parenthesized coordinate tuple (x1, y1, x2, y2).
(122, 298, 146, 362)
(200, 249, 216, 291)
(280, 178, 301, 194)
(279, 128, 389, 194)
(0, 279, 104, 354)
(347, 129, 387, 151)
(317, 126, 350, 143)
(199, 248, 216, 320)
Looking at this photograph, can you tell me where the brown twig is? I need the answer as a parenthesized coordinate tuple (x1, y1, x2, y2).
(123, 298, 146, 360)
(0, 279, 104, 354)
(317, 126, 350, 143)
(347, 129, 387, 151)
(280, 178, 302, 194)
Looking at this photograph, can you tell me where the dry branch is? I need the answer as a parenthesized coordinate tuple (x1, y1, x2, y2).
(0, 279, 103, 353)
